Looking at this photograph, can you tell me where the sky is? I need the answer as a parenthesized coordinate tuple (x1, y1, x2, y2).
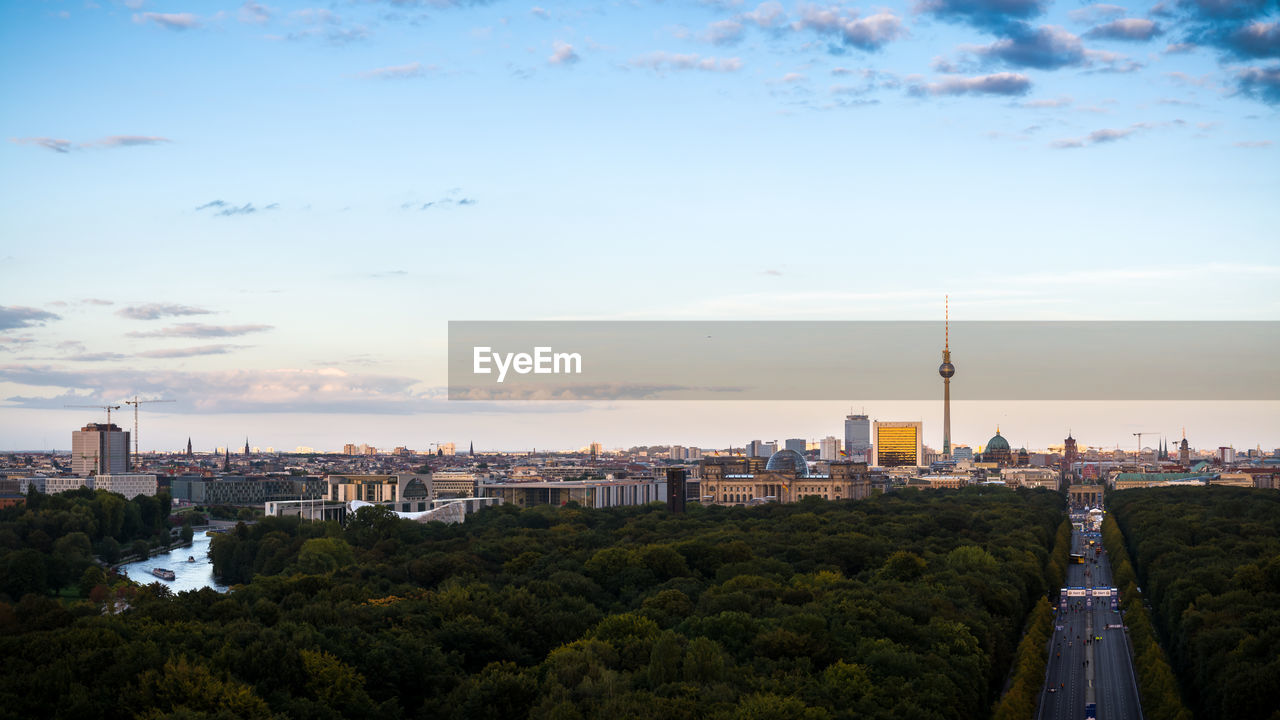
(1, 0, 1277, 453)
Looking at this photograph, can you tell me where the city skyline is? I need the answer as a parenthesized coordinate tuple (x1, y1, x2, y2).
(10, 399, 1278, 455)
(2, 0, 1277, 452)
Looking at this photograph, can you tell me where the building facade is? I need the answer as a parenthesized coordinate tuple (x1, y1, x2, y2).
(93, 474, 158, 498)
(700, 454, 872, 505)
(844, 414, 871, 461)
(71, 423, 130, 476)
(873, 421, 923, 467)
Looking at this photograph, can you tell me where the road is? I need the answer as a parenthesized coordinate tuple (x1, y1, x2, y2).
(1038, 515, 1143, 720)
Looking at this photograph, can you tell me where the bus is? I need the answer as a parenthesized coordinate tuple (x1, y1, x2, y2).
(1070, 553, 1086, 564)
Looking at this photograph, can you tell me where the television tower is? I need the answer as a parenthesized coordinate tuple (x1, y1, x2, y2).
(938, 296, 955, 457)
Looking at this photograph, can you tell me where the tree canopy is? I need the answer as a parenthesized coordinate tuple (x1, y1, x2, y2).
(1, 487, 1065, 719)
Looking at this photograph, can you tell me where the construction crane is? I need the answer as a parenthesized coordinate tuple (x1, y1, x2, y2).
(1132, 432, 1160, 462)
(124, 396, 175, 470)
(65, 404, 122, 475)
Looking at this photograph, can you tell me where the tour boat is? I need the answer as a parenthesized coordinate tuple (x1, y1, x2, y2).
(151, 568, 176, 581)
(187, 556, 196, 563)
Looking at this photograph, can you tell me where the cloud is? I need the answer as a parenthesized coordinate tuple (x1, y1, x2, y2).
(133, 12, 200, 30)
(116, 303, 213, 320)
(0, 336, 35, 353)
(239, 1, 271, 24)
(705, 19, 745, 45)
(0, 365, 452, 415)
(1085, 18, 1163, 41)
(1068, 4, 1127, 23)
(1235, 65, 1280, 103)
(1051, 122, 1155, 148)
(530, 6, 549, 19)
(1165, 42, 1198, 53)
(1222, 20, 1280, 59)
(549, 41, 580, 65)
(81, 299, 114, 306)
(1020, 94, 1073, 107)
(65, 352, 130, 362)
(360, 62, 429, 79)
(794, 6, 907, 51)
(1234, 139, 1273, 147)
(971, 24, 1087, 69)
(405, 189, 480, 210)
(126, 323, 274, 338)
(744, 1, 788, 28)
(762, 269, 784, 276)
(1176, 0, 1270, 22)
(0, 306, 61, 331)
(195, 200, 279, 216)
(909, 72, 1033, 96)
(285, 9, 370, 45)
(95, 135, 171, 148)
(1084, 49, 1145, 72)
(10, 135, 171, 153)
(629, 52, 744, 73)
(10, 137, 73, 153)
(916, 0, 1048, 32)
(136, 344, 249, 358)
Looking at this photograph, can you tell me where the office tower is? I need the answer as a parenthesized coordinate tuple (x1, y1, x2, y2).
(666, 468, 687, 514)
(589, 441, 603, 459)
(819, 436, 840, 461)
(873, 421, 923, 467)
(670, 445, 686, 460)
(71, 423, 130, 476)
(952, 445, 973, 462)
(938, 296, 955, 457)
(1179, 430, 1189, 466)
(785, 438, 806, 454)
(747, 440, 766, 457)
(844, 414, 871, 461)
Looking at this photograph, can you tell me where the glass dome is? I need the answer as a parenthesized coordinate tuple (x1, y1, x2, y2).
(765, 449, 809, 477)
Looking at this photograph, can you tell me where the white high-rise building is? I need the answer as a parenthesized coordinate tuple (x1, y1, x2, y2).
(71, 423, 130, 476)
(819, 436, 841, 461)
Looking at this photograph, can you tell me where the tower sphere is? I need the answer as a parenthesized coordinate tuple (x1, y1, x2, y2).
(939, 361, 955, 379)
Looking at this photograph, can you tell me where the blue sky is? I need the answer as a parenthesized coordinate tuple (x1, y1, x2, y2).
(1, 0, 1277, 453)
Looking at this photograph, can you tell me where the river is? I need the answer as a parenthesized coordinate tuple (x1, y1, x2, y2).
(118, 530, 229, 593)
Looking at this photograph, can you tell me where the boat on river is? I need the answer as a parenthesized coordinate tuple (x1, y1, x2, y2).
(151, 568, 176, 581)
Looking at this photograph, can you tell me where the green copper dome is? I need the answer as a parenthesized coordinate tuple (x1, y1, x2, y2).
(986, 431, 1010, 452)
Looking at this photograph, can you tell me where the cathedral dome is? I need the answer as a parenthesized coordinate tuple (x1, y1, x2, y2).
(986, 431, 1010, 453)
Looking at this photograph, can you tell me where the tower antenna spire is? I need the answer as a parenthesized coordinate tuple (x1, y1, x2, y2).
(945, 294, 949, 352)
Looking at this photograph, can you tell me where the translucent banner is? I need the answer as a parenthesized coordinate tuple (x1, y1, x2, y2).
(447, 321, 1279, 401)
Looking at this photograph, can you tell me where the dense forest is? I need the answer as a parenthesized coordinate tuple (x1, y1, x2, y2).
(0, 487, 1064, 719)
(0, 487, 175, 601)
(1109, 487, 1280, 720)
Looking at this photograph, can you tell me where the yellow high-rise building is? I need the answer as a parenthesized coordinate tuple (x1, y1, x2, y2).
(873, 421, 923, 467)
